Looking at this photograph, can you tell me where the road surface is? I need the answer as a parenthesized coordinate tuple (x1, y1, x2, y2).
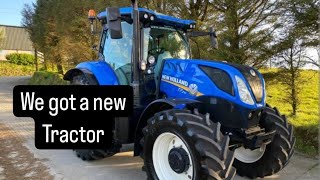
(0, 76, 318, 180)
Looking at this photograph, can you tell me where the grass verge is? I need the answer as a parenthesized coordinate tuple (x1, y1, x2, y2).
(0, 61, 35, 76)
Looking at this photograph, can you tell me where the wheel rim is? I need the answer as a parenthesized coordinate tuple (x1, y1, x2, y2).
(234, 145, 266, 163)
(152, 132, 193, 180)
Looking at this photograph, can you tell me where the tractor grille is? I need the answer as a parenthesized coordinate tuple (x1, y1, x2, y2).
(200, 66, 234, 96)
(230, 64, 263, 103)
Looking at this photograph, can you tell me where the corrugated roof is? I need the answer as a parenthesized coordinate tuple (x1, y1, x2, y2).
(0, 25, 34, 51)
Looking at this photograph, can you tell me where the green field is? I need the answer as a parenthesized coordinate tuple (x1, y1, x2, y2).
(262, 69, 319, 156)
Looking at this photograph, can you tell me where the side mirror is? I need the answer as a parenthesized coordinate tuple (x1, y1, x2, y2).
(107, 8, 122, 39)
(209, 27, 218, 49)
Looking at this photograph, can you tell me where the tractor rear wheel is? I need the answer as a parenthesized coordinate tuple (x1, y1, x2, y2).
(72, 74, 121, 161)
(141, 109, 236, 180)
(74, 143, 121, 161)
(233, 106, 296, 178)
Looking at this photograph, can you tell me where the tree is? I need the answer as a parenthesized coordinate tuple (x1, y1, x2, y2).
(22, 0, 109, 74)
(285, 0, 319, 47)
(22, 4, 39, 71)
(208, 0, 285, 65)
(168, 0, 215, 59)
(275, 39, 313, 115)
(22, 0, 52, 71)
(144, 0, 286, 65)
(273, 0, 319, 115)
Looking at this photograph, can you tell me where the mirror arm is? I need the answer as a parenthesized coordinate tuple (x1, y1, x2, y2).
(188, 28, 218, 49)
(187, 31, 216, 38)
(187, 31, 210, 37)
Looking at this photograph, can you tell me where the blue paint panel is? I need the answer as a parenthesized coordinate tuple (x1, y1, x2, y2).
(76, 61, 119, 85)
(97, 7, 195, 28)
(160, 59, 266, 111)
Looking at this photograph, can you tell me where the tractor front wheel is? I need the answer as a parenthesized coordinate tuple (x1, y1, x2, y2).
(141, 109, 236, 180)
(233, 106, 296, 178)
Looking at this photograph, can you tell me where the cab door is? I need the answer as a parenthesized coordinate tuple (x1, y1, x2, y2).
(101, 22, 133, 85)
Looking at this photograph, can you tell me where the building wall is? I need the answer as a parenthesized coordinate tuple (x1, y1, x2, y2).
(0, 25, 34, 51)
(0, 25, 34, 61)
(0, 50, 34, 61)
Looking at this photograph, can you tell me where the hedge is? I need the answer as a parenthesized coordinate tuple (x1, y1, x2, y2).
(6, 53, 35, 66)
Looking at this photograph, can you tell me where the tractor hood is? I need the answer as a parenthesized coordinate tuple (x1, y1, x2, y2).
(160, 58, 266, 109)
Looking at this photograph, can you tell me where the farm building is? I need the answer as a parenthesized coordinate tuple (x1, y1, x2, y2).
(0, 25, 34, 60)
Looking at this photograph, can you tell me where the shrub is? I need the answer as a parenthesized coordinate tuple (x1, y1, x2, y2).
(6, 53, 35, 66)
(28, 71, 69, 85)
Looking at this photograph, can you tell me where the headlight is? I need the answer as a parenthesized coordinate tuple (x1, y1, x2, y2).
(235, 76, 254, 105)
(148, 56, 155, 65)
(263, 78, 267, 103)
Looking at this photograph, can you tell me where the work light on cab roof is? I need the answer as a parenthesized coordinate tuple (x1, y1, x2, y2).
(88, 9, 97, 34)
(88, 9, 96, 20)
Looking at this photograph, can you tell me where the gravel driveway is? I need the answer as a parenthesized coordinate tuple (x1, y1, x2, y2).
(0, 76, 318, 180)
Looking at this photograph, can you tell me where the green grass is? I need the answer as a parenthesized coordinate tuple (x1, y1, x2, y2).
(0, 61, 69, 77)
(261, 68, 319, 156)
(0, 61, 35, 76)
(28, 71, 69, 85)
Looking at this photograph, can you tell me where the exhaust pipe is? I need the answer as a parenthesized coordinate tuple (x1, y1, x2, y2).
(131, 0, 141, 107)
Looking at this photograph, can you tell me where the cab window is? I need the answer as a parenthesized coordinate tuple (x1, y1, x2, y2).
(102, 22, 133, 85)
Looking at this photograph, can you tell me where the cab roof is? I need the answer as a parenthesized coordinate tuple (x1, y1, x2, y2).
(97, 7, 196, 29)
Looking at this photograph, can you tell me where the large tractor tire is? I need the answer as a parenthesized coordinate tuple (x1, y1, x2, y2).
(71, 74, 121, 161)
(141, 109, 236, 180)
(233, 105, 296, 178)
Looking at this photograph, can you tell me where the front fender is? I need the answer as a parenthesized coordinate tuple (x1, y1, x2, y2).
(133, 98, 200, 156)
(64, 61, 119, 85)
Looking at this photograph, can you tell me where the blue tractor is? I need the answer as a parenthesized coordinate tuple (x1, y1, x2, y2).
(64, 1, 295, 179)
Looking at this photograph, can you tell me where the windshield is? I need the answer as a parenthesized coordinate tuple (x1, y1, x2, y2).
(102, 22, 133, 69)
(101, 22, 133, 85)
(143, 26, 190, 61)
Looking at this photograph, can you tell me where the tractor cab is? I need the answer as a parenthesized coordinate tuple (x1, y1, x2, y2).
(95, 7, 202, 102)
(97, 9, 194, 77)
